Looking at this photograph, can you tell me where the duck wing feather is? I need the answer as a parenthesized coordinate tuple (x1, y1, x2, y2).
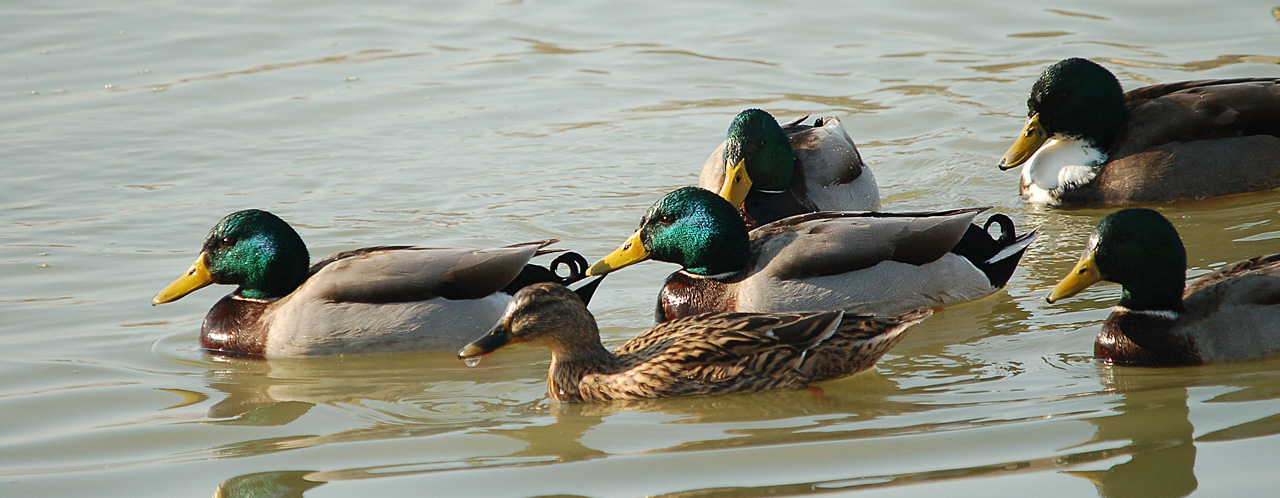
(300, 240, 556, 303)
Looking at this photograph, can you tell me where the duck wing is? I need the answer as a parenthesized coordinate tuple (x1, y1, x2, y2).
(747, 208, 986, 281)
(1114, 78, 1280, 158)
(1176, 253, 1280, 361)
(300, 240, 556, 304)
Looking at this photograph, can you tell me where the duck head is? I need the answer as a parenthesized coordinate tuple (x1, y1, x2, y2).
(718, 109, 796, 208)
(153, 209, 310, 305)
(1048, 208, 1187, 312)
(999, 58, 1126, 170)
(586, 187, 750, 277)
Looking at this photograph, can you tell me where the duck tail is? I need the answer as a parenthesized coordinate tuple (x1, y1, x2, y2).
(950, 214, 1039, 288)
(501, 252, 603, 304)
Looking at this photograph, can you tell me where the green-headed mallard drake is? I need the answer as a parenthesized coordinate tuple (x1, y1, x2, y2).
(458, 282, 931, 402)
(152, 209, 595, 357)
(698, 109, 880, 228)
(585, 187, 1037, 321)
(998, 57, 1280, 206)
(1047, 208, 1280, 365)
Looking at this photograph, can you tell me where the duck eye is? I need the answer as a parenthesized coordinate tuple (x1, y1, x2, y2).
(220, 236, 235, 247)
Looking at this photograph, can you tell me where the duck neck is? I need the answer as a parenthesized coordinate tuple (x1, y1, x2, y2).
(547, 344, 620, 403)
(1116, 274, 1186, 314)
(544, 316, 622, 402)
(684, 234, 749, 276)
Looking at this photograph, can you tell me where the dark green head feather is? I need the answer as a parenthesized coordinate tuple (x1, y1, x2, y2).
(1090, 208, 1187, 311)
(202, 209, 310, 299)
(724, 109, 795, 191)
(1029, 58, 1126, 149)
(640, 187, 750, 276)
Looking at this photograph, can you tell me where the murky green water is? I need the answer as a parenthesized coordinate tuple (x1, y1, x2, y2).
(4, 0, 1280, 496)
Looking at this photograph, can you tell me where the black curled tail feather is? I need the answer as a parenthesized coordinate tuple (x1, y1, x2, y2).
(984, 213, 1016, 245)
(950, 214, 1037, 288)
(500, 251, 590, 296)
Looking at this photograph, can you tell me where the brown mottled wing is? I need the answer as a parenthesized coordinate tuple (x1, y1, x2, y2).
(803, 309, 932, 381)
(300, 240, 556, 303)
(1114, 78, 1280, 158)
(591, 311, 845, 398)
(747, 208, 985, 281)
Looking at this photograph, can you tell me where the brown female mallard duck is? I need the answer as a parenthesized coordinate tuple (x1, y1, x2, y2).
(699, 109, 880, 228)
(459, 282, 931, 402)
(152, 209, 593, 357)
(998, 57, 1280, 206)
(1047, 208, 1280, 365)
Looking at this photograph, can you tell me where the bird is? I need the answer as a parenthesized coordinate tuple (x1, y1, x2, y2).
(1047, 208, 1280, 365)
(698, 109, 880, 229)
(458, 282, 932, 402)
(997, 57, 1280, 206)
(585, 186, 1037, 322)
(151, 209, 596, 357)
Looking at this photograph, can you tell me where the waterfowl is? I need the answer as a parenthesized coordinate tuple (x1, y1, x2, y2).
(998, 57, 1280, 206)
(152, 209, 594, 357)
(699, 109, 880, 228)
(459, 282, 931, 402)
(1047, 208, 1280, 365)
(586, 187, 1037, 321)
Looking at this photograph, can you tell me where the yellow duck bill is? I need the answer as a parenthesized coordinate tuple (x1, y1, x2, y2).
(717, 158, 753, 208)
(998, 113, 1049, 171)
(1047, 251, 1103, 303)
(585, 229, 651, 277)
(152, 252, 215, 305)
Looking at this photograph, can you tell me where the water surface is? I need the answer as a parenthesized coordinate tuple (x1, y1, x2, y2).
(4, 0, 1280, 496)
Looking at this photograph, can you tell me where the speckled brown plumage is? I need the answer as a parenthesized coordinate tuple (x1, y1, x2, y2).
(460, 283, 932, 403)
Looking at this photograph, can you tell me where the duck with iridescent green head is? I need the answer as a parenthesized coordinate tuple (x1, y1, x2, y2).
(699, 109, 880, 228)
(1047, 208, 1280, 366)
(586, 187, 1036, 322)
(998, 57, 1280, 206)
(152, 209, 595, 357)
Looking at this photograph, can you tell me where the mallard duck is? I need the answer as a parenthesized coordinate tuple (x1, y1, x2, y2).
(586, 187, 1037, 321)
(998, 57, 1280, 206)
(698, 109, 880, 228)
(151, 209, 595, 357)
(458, 282, 932, 402)
(1047, 208, 1280, 365)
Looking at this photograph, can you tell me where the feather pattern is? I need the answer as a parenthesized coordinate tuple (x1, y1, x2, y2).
(461, 283, 931, 402)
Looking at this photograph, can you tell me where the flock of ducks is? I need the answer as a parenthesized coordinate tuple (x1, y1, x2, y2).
(154, 58, 1280, 403)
